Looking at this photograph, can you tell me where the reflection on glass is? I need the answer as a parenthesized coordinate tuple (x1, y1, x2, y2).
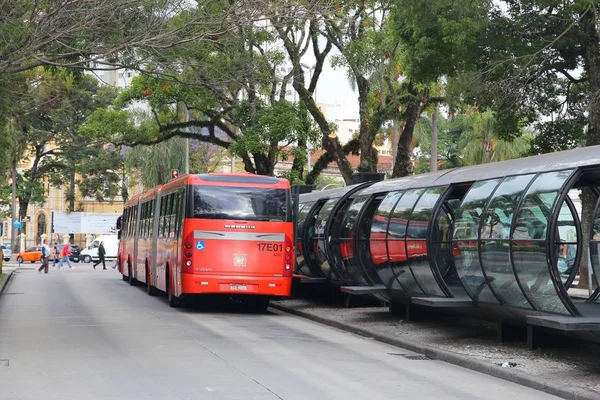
(513, 170, 573, 241)
(453, 179, 501, 303)
(480, 241, 532, 308)
(389, 239, 423, 293)
(556, 200, 578, 283)
(295, 202, 313, 276)
(387, 189, 424, 293)
(481, 175, 534, 240)
(510, 171, 574, 314)
(408, 187, 446, 296)
(311, 200, 337, 278)
(336, 195, 370, 285)
(591, 243, 600, 285)
(329, 200, 356, 284)
(512, 241, 570, 314)
(369, 192, 403, 289)
(388, 189, 424, 239)
(408, 187, 445, 239)
(454, 180, 502, 240)
(453, 243, 499, 303)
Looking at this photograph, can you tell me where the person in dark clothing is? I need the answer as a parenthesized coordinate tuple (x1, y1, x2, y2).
(93, 241, 107, 270)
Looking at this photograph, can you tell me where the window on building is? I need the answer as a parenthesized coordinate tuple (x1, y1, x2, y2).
(37, 214, 47, 237)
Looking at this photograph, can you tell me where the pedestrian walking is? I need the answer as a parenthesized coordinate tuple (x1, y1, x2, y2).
(37, 239, 52, 274)
(93, 241, 107, 270)
(52, 243, 59, 267)
(57, 242, 74, 270)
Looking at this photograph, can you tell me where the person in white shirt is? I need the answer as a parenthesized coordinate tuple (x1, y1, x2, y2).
(38, 239, 52, 274)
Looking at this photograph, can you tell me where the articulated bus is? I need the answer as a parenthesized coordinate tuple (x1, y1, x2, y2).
(117, 173, 294, 310)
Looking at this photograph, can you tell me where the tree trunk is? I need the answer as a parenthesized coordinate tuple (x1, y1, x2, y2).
(356, 76, 376, 172)
(253, 153, 274, 176)
(431, 108, 438, 172)
(292, 138, 307, 181)
(11, 166, 17, 249)
(68, 170, 76, 212)
(392, 84, 422, 178)
(578, 8, 600, 289)
(391, 120, 400, 171)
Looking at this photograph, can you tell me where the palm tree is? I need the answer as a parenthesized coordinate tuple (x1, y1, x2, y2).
(125, 137, 187, 190)
(459, 110, 529, 165)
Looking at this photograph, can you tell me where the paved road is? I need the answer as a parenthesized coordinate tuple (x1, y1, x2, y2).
(0, 266, 560, 400)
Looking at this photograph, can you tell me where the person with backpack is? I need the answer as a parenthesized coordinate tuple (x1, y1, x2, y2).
(57, 242, 74, 270)
(37, 239, 52, 274)
(93, 241, 107, 270)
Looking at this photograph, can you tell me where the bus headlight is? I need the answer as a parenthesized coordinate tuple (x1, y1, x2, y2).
(185, 260, 192, 267)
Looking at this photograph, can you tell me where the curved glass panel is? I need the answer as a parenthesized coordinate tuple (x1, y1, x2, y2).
(329, 199, 357, 284)
(555, 200, 578, 285)
(408, 187, 447, 296)
(295, 202, 314, 276)
(370, 191, 403, 290)
(388, 189, 425, 294)
(592, 200, 600, 288)
(313, 199, 337, 278)
(480, 175, 534, 308)
(512, 170, 574, 315)
(338, 195, 370, 285)
(453, 179, 502, 303)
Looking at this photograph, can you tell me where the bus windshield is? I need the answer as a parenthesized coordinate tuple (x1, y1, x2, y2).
(190, 185, 291, 222)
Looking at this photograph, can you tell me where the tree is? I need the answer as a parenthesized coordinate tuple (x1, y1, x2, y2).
(388, 0, 490, 177)
(321, 0, 397, 173)
(271, 5, 356, 184)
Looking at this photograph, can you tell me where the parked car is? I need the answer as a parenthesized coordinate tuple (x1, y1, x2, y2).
(16, 247, 43, 263)
(55, 244, 81, 263)
(1, 245, 11, 261)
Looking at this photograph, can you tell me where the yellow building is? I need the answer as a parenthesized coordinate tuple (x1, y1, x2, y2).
(1, 155, 124, 249)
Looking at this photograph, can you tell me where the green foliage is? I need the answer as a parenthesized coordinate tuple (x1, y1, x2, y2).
(125, 138, 187, 189)
(391, 0, 491, 83)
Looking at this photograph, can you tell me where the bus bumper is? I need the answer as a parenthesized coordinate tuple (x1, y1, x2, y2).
(181, 274, 292, 297)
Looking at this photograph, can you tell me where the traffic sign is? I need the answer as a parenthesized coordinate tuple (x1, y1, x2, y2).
(12, 221, 21, 229)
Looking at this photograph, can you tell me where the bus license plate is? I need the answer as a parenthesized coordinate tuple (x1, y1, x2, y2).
(230, 284, 247, 291)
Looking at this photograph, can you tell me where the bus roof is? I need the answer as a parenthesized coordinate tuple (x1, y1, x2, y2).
(124, 173, 291, 208)
(161, 173, 290, 191)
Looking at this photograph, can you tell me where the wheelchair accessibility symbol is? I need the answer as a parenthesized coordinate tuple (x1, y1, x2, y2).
(196, 241, 205, 251)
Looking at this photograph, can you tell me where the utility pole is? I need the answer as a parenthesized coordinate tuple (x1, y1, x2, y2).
(431, 107, 438, 172)
(184, 107, 190, 174)
(10, 166, 16, 250)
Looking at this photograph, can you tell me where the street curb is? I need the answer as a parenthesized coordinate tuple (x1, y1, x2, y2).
(270, 303, 599, 400)
(0, 269, 15, 296)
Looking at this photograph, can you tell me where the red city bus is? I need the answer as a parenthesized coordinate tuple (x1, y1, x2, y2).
(117, 173, 294, 310)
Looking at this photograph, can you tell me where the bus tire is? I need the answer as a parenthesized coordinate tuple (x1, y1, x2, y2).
(166, 269, 180, 308)
(146, 265, 157, 296)
(128, 263, 137, 286)
(122, 273, 128, 282)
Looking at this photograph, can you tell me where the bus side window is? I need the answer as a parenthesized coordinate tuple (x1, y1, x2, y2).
(175, 190, 185, 237)
(170, 192, 179, 238)
(150, 200, 155, 236)
(159, 197, 166, 238)
(167, 193, 174, 238)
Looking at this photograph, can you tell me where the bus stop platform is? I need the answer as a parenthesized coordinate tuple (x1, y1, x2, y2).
(410, 296, 477, 308)
(340, 285, 388, 295)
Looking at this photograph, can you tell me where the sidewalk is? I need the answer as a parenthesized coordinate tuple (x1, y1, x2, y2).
(0, 264, 18, 294)
(271, 298, 600, 400)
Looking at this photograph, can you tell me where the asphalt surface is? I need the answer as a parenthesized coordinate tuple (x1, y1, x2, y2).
(0, 265, 562, 400)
